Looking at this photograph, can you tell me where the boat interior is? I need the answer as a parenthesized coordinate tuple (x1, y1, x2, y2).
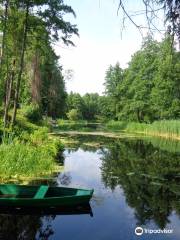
(0, 185, 85, 199)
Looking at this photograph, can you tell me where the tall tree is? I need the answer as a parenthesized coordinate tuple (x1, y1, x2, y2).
(11, 0, 30, 126)
(104, 63, 124, 119)
(151, 36, 180, 119)
(0, 0, 78, 126)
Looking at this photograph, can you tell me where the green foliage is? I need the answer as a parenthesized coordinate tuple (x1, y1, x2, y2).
(66, 92, 103, 121)
(104, 63, 124, 119)
(0, 127, 64, 180)
(82, 93, 100, 120)
(103, 36, 180, 122)
(57, 119, 100, 132)
(40, 50, 67, 118)
(13, 111, 40, 133)
(22, 104, 42, 123)
(106, 120, 127, 131)
(96, 96, 114, 120)
(0, 117, 3, 138)
(29, 127, 49, 144)
(0, 0, 78, 125)
(67, 109, 81, 121)
(0, 143, 54, 178)
(150, 37, 180, 119)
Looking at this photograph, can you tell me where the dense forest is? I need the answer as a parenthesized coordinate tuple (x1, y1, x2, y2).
(104, 36, 180, 122)
(0, 0, 179, 130)
(0, 0, 78, 128)
(0, 0, 79, 180)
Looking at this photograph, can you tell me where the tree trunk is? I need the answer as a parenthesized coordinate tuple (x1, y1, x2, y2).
(0, 0, 9, 67)
(11, 2, 29, 126)
(137, 109, 141, 123)
(3, 69, 15, 128)
(31, 49, 41, 105)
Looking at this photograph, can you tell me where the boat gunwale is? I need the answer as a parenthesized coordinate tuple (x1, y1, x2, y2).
(0, 184, 94, 201)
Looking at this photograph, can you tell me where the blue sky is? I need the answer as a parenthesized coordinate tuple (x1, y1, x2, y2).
(55, 0, 165, 95)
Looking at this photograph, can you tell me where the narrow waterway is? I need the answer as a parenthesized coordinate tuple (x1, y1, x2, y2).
(0, 134, 179, 240)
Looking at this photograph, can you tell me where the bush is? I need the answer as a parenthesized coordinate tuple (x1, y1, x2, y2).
(66, 109, 81, 121)
(29, 127, 49, 145)
(22, 104, 42, 123)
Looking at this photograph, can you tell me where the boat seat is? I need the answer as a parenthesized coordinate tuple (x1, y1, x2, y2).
(34, 185, 49, 199)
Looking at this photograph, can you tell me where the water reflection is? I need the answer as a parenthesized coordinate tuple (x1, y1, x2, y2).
(0, 205, 92, 240)
(100, 139, 180, 229)
(0, 214, 44, 240)
(0, 135, 179, 239)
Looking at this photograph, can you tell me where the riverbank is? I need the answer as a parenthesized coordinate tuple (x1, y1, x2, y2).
(0, 113, 64, 182)
(106, 120, 180, 140)
(51, 130, 138, 139)
(56, 119, 180, 141)
(57, 119, 101, 131)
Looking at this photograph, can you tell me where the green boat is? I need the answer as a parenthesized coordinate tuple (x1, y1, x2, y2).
(0, 184, 94, 207)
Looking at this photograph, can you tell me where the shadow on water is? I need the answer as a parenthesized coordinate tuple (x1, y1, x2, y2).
(0, 213, 59, 240)
(0, 204, 93, 240)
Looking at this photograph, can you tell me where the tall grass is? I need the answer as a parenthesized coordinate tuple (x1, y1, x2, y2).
(0, 127, 64, 181)
(148, 120, 180, 136)
(106, 120, 180, 139)
(105, 120, 128, 131)
(0, 143, 55, 178)
(126, 120, 180, 138)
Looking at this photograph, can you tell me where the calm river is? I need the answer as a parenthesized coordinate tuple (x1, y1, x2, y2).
(0, 134, 179, 240)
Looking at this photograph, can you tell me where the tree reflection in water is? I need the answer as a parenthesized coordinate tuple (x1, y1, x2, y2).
(100, 139, 180, 229)
(0, 214, 54, 240)
(0, 204, 92, 240)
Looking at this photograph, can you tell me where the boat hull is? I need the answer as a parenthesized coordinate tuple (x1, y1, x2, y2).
(0, 185, 94, 207)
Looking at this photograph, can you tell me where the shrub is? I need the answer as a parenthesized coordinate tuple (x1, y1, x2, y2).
(29, 127, 49, 145)
(22, 104, 42, 123)
(66, 109, 81, 121)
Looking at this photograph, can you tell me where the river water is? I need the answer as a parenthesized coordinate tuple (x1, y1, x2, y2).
(0, 134, 179, 240)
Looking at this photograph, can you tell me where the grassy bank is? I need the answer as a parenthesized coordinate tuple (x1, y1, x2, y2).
(106, 120, 180, 140)
(0, 113, 64, 182)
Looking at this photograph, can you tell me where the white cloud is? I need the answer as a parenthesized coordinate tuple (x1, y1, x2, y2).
(55, 36, 140, 95)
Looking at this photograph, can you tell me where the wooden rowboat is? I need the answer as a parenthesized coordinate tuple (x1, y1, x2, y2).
(0, 184, 94, 207)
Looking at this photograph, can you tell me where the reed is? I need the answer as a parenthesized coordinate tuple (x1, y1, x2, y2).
(106, 120, 180, 139)
(105, 121, 127, 131)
